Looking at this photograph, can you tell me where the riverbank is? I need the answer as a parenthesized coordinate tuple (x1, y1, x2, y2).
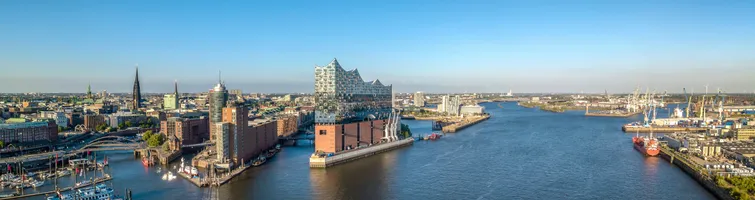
(585, 111, 641, 117)
(659, 146, 734, 200)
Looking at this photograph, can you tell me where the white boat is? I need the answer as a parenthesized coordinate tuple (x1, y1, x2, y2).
(31, 180, 44, 188)
(167, 172, 176, 180)
(161, 174, 168, 180)
(190, 167, 198, 176)
(75, 180, 90, 187)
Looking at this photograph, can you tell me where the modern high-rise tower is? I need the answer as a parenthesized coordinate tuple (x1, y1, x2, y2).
(414, 91, 425, 107)
(132, 66, 142, 110)
(209, 72, 228, 140)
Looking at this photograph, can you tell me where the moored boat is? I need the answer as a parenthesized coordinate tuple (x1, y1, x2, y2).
(633, 136, 660, 156)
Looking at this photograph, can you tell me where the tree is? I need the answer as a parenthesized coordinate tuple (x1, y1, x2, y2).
(162, 141, 171, 151)
(142, 130, 153, 142)
(58, 126, 63, 132)
(0, 140, 4, 148)
(147, 133, 165, 147)
(400, 123, 412, 139)
(96, 124, 109, 132)
(118, 123, 126, 130)
(125, 121, 132, 127)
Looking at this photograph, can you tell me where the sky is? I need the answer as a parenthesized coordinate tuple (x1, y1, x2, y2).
(1, 1, 754, 94)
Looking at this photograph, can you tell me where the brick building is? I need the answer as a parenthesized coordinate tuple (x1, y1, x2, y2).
(161, 116, 210, 151)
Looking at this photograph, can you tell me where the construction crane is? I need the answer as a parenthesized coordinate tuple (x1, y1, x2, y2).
(683, 88, 691, 118)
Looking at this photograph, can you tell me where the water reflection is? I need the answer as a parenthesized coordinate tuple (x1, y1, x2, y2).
(309, 148, 399, 200)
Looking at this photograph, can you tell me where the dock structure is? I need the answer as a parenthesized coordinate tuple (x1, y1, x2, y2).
(441, 115, 490, 133)
(585, 111, 641, 117)
(622, 126, 709, 133)
(658, 146, 734, 200)
(309, 138, 414, 168)
(3, 176, 113, 200)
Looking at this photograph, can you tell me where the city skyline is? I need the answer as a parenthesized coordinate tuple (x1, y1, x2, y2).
(2, 1, 754, 93)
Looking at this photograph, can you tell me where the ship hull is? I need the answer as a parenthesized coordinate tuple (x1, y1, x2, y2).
(633, 140, 660, 156)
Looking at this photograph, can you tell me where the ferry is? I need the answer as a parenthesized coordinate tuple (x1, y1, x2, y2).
(47, 183, 116, 200)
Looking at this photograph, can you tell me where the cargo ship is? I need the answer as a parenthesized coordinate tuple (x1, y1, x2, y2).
(632, 135, 660, 156)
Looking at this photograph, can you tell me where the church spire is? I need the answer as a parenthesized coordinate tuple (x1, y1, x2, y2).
(132, 65, 142, 110)
(87, 82, 92, 99)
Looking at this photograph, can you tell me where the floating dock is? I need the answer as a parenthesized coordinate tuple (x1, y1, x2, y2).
(309, 138, 414, 168)
(622, 126, 709, 133)
(441, 115, 490, 133)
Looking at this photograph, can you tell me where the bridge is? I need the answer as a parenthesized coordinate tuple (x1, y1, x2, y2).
(0, 136, 144, 165)
(181, 141, 214, 148)
(278, 134, 315, 142)
(69, 136, 144, 154)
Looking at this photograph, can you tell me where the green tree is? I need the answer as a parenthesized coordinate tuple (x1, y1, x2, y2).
(96, 124, 108, 132)
(125, 121, 132, 127)
(118, 123, 126, 130)
(0, 140, 4, 148)
(162, 141, 171, 151)
(147, 133, 165, 147)
(400, 123, 412, 138)
(58, 126, 63, 132)
(142, 130, 153, 142)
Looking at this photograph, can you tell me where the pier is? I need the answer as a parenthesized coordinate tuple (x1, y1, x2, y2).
(310, 138, 414, 168)
(441, 115, 490, 133)
(622, 126, 709, 133)
(585, 111, 641, 117)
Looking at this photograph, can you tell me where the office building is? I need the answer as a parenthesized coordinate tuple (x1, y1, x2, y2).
(208, 76, 228, 140)
(314, 58, 394, 153)
(84, 114, 105, 131)
(162, 116, 209, 151)
(163, 81, 179, 110)
(460, 105, 485, 115)
(414, 91, 425, 107)
(449, 95, 461, 116)
(439, 95, 449, 113)
(222, 105, 250, 165)
(0, 121, 58, 144)
(276, 115, 298, 137)
(214, 122, 230, 162)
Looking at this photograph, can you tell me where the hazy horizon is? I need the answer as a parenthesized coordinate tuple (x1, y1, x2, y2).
(2, 1, 754, 94)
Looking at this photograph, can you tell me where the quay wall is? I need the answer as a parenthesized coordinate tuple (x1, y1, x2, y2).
(442, 115, 490, 133)
(659, 147, 733, 200)
(585, 112, 641, 118)
(310, 138, 414, 168)
(622, 126, 708, 133)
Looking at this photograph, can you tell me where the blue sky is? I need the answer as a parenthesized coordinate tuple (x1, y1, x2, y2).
(1, 1, 754, 94)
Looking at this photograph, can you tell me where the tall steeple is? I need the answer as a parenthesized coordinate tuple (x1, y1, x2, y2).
(132, 65, 142, 110)
(86, 82, 92, 99)
(174, 79, 178, 95)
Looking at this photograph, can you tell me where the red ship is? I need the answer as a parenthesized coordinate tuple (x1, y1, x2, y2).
(142, 158, 150, 167)
(633, 136, 660, 156)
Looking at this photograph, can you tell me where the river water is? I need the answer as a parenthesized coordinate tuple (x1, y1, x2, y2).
(17, 102, 714, 199)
